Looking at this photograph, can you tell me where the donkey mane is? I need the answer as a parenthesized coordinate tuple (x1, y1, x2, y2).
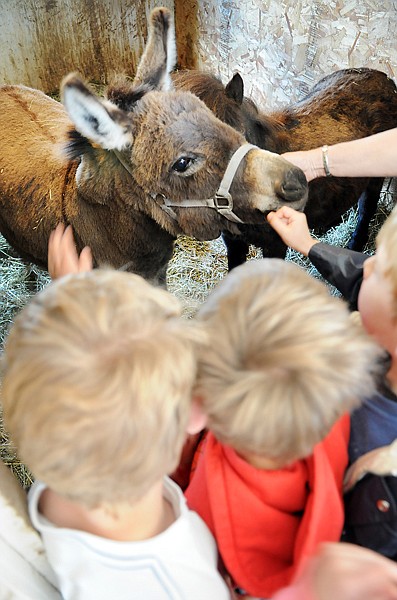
(64, 129, 92, 160)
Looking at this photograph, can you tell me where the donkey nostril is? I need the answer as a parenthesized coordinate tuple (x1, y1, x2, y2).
(278, 168, 308, 202)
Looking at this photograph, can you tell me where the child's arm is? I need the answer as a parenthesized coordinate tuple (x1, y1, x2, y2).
(48, 224, 93, 279)
(272, 542, 397, 600)
(266, 206, 318, 256)
(267, 207, 366, 309)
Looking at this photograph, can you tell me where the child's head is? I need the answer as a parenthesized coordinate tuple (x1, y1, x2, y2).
(195, 259, 383, 467)
(1, 270, 203, 509)
(358, 204, 397, 353)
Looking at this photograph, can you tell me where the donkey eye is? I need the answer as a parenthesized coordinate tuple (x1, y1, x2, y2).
(172, 157, 192, 172)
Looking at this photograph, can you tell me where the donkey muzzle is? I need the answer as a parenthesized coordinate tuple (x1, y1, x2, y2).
(276, 167, 308, 204)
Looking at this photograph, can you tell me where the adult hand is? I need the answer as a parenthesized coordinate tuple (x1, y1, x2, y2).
(48, 223, 93, 279)
(281, 149, 321, 182)
(267, 206, 318, 256)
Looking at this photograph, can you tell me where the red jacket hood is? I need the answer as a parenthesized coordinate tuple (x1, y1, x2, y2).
(185, 415, 350, 597)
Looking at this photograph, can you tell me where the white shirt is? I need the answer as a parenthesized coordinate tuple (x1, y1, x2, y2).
(28, 476, 230, 599)
(0, 459, 60, 599)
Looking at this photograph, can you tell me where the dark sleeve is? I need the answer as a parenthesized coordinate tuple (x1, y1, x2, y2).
(308, 242, 367, 309)
(343, 473, 397, 560)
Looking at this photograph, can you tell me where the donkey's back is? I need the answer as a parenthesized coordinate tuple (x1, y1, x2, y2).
(281, 68, 397, 233)
(0, 85, 74, 265)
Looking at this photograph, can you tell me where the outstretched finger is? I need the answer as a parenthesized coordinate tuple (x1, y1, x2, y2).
(78, 246, 94, 272)
(48, 223, 67, 277)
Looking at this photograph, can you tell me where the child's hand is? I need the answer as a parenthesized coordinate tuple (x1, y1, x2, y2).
(267, 206, 318, 256)
(48, 224, 93, 279)
(344, 439, 397, 493)
(295, 542, 397, 600)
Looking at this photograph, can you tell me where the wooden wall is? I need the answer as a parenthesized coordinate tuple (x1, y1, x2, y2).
(1, 0, 396, 108)
(0, 0, 173, 94)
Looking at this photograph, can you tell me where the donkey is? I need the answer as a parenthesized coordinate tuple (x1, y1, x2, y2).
(0, 8, 307, 286)
(173, 68, 397, 270)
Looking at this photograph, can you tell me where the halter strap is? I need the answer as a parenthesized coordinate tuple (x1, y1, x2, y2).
(113, 143, 257, 224)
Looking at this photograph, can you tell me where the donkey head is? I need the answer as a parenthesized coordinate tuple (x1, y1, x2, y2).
(61, 7, 308, 241)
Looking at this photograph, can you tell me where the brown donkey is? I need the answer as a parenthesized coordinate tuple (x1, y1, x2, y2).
(0, 8, 307, 285)
(173, 68, 397, 270)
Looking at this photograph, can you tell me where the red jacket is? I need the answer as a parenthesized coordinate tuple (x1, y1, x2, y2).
(185, 415, 350, 598)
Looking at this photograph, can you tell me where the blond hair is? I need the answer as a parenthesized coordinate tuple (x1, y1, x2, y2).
(1, 270, 203, 508)
(377, 203, 397, 318)
(196, 259, 383, 464)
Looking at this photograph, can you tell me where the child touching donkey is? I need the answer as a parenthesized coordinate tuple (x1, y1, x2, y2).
(268, 203, 397, 561)
(0, 265, 229, 599)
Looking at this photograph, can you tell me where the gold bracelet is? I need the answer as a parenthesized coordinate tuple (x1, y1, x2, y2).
(321, 145, 332, 177)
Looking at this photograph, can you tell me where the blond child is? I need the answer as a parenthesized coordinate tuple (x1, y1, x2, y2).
(0, 268, 229, 600)
(13, 221, 397, 600)
(185, 257, 383, 598)
(268, 203, 397, 560)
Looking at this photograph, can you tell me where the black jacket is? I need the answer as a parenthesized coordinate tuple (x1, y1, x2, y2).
(309, 242, 397, 560)
(309, 242, 366, 310)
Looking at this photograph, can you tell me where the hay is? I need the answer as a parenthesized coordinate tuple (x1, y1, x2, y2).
(0, 239, 51, 347)
(168, 178, 395, 312)
(286, 179, 395, 296)
(0, 408, 33, 488)
(0, 239, 50, 487)
(0, 183, 395, 486)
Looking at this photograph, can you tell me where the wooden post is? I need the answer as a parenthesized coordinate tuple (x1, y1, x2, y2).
(174, 0, 199, 69)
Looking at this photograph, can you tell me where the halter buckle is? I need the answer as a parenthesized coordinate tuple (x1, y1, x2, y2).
(214, 192, 233, 210)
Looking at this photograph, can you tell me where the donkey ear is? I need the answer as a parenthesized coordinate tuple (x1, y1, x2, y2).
(225, 73, 244, 106)
(61, 74, 134, 150)
(132, 7, 176, 92)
